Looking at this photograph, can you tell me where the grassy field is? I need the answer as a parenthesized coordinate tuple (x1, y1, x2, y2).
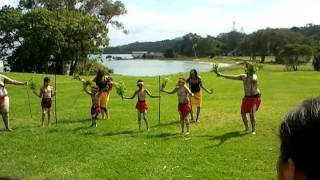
(0, 68, 319, 179)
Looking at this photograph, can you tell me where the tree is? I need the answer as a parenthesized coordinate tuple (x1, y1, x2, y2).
(180, 33, 201, 57)
(0, 6, 22, 63)
(1, 7, 108, 74)
(277, 44, 313, 71)
(197, 36, 222, 57)
(163, 49, 175, 58)
(313, 46, 320, 71)
(216, 31, 246, 56)
(242, 28, 311, 63)
(18, 0, 127, 32)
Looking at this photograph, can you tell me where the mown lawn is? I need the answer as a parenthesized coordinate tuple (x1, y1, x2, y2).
(0, 69, 319, 179)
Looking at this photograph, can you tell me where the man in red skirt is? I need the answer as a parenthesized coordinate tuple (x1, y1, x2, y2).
(216, 62, 261, 134)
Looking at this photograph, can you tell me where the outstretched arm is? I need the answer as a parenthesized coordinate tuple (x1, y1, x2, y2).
(217, 72, 243, 81)
(83, 85, 92, 96)
(199, 80, 213, 94)
(146, 89, 160, 98)
(4, 76, 27, 85)
(185, 86, 194, 96)
(123, 90, 138, 99)
(161, 87, 178, 94)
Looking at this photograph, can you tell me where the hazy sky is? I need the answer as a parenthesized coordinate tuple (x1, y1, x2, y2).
(2, 0, 320, 46)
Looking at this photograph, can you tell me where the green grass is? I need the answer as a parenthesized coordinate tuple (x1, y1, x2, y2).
(1, 69, 320, 179)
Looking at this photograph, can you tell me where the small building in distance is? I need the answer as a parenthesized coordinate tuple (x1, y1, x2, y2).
(132, 51, 148, 58)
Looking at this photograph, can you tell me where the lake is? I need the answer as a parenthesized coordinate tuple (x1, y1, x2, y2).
(103, 59, 230, 76)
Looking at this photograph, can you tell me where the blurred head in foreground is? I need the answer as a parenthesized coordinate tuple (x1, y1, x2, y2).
(278, 97, 320, 180)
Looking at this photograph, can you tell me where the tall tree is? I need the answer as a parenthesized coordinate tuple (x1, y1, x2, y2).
(18, 0, 127, 32)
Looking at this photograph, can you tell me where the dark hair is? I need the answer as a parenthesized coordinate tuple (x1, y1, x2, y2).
(94, 70, 105, 82)
(137, 79, 144, 83)
(190, 69, 199, 79)
(44, 77, 50, 82)
(279, 97, 320, 179)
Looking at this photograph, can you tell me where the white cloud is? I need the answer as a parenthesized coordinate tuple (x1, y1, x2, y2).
(0, 0, 18, 7)
(108, 0, 320, 46)
(237, 0, 320, 32)
(108, 4, 229, 46)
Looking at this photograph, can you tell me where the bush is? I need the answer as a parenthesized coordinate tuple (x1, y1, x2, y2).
(277, 44, 313, 71)
(164, 49, 176, 58)
(313, 46, 320, 71)
(74, 59, 113, 76)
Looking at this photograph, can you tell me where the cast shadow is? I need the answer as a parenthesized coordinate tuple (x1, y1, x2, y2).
(151, 120, 179, 128)
(103, 130, 136, 137)
(204, 131, 249, 148)
(58, 118, 90, 125)
(146, 132, 181, 140)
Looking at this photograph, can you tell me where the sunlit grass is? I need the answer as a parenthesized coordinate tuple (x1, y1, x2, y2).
(0, 69, 319, 179)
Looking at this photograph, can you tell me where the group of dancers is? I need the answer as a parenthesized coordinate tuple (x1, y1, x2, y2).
(0, 62, 261, 134)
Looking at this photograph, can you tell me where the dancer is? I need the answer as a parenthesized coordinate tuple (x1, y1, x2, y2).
(0, 74, 27, 131)
(216, 62, 261, 134)
(187, 69, 213, 122)
(161, 78, 194, 134)
(93, 70, 113, 120)
(33, 77, 55, 127)
(83, 84, 101, 127)
(123, 80, 159, 131)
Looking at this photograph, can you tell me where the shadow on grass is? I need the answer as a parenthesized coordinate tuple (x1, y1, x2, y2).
(58, 118, 90, 125)
(0, 176, 21, 180)
(146, 132, 181, 140)
(204, 131, 249, 148)
(103, 130, 136, 137)
(72, 126, 92, 133)
(151, 120, 179, 128)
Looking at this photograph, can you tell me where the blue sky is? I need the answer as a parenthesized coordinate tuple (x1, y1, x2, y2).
(2, 0, 320, 46)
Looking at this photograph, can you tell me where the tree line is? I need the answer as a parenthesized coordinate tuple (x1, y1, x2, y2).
(106, 24, 320, 71)
(0, 0, 127, 75)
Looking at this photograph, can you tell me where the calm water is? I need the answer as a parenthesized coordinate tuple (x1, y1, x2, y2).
(103, 58, 229, 76)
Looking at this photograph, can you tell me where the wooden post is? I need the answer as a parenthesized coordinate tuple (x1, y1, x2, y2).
(158, 75, 161, 125)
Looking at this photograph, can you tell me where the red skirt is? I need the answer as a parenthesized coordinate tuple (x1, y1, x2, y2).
(178, 102, 191, 119)
(136, 101, 148, 113)
(0, 96, 5, 108)
(41, 98, 52, 109)
(91, 106, 101, 118)
(241, 96, 261, 113)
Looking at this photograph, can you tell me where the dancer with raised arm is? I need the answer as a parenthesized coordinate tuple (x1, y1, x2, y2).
(0, 74, 27, 131)
(161, 78, 194, 134)
(215, 62, 261, 134)
(123, 80, 159, 131)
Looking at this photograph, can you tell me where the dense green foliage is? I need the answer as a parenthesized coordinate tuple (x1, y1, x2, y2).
(0, 0, 127, 75)
(1, 69, 320, 179)
(277, 44, 313, 71)
(313, 46, 320, 71)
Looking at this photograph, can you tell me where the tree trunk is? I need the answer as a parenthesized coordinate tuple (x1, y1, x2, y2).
(261, 55, 266, 63)
(69, 57, 79, 76)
